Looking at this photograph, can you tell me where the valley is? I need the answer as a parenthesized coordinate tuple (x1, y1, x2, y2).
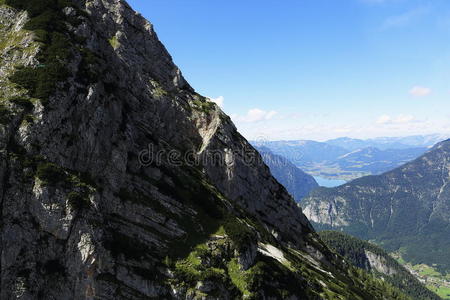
(254, 135, 445, 181)
(392, 253, 450, 299)
(312, 176, 347, 188)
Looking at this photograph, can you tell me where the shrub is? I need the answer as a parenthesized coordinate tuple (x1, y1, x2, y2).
(0, 105, 11, 124)
(67, 191, 89, 210)
(173, 261, 199, 284)
(23, 114, 35, 123)
(57, 0, 73, 9)
(8, 96, 33, 110)
(78, 48, 101, 83)
(6, 0, 73, 105)
(223, 217, 254, 251)
(36, 162, 67, 185)
(192, 99, 215, 113)
(6, 0, 56, 18)
(24, 10, 58, 32)
(10, 67, 37, 92)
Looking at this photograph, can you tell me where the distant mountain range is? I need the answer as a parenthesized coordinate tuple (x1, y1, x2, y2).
(326, 134, 448, 151)
(253, 134, 447, 180)
(256, 146, 318, 201)
(302, 139, 450, 273)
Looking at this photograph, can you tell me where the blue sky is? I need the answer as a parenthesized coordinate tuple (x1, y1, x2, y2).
(127, 0, 450, 141)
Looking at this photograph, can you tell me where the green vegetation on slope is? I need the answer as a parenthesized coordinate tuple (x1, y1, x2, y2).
(392, 252, 450, 300)
(319, 231, 440, 300)
(428, 285, 450, 299)
(4, 0, 80, 105)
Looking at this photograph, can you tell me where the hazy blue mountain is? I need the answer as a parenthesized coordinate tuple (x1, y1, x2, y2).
(253, 140, 348, 164)
(334, 146, 428, 175)
(303, 139, 450, 272)
(253, 139, 430, 180)
(325, 137, 378, 151)
(326, 134, 447, 151)
(256, 146, 318, 201)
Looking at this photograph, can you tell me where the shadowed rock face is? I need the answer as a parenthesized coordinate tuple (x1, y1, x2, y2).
(303, 140, 450, 271)
(255, 146, 319, 202)
(0, 0, 414, 299)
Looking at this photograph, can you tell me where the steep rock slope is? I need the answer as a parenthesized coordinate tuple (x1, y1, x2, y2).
(319, 231, 440, 300)
(256, 146, 318, 202)
(303, 140, 450, 272)
(0, 0, 412, 299)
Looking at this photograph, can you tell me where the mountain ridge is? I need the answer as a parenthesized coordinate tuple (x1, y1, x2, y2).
(326, 134, 447, 151)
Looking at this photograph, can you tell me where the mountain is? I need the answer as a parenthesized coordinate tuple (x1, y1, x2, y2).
(256, 146, 318, 201)
(256, 140, 429, 180)
(303, 140, 450, 273)
(319, 231, 440, 300)
(325, 137, 378, 151)
(252, 140, 348, 164)
(326, 134, 447, 151)
(334, 146, 428, 175)
(0, 0, 413, 298)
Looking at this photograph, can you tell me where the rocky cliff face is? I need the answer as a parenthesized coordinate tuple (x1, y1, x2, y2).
(0, 0, 412, 299)
(255, 146, 318, 202)
(303, 140, 450, 272)
(364, 250, 397, 276)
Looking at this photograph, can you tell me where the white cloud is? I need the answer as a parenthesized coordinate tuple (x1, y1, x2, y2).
(381, 7, 429, 30)
(395, 114, 415, 123)
(236, 117, 448, 141)
(232, 108, 277, 123)
(376, 114, 417, 124)
(208, 96, 224, 108)
(409, 86, 431, 97)
(394, 115, 420, 124)
(376, 114, 392, 124)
